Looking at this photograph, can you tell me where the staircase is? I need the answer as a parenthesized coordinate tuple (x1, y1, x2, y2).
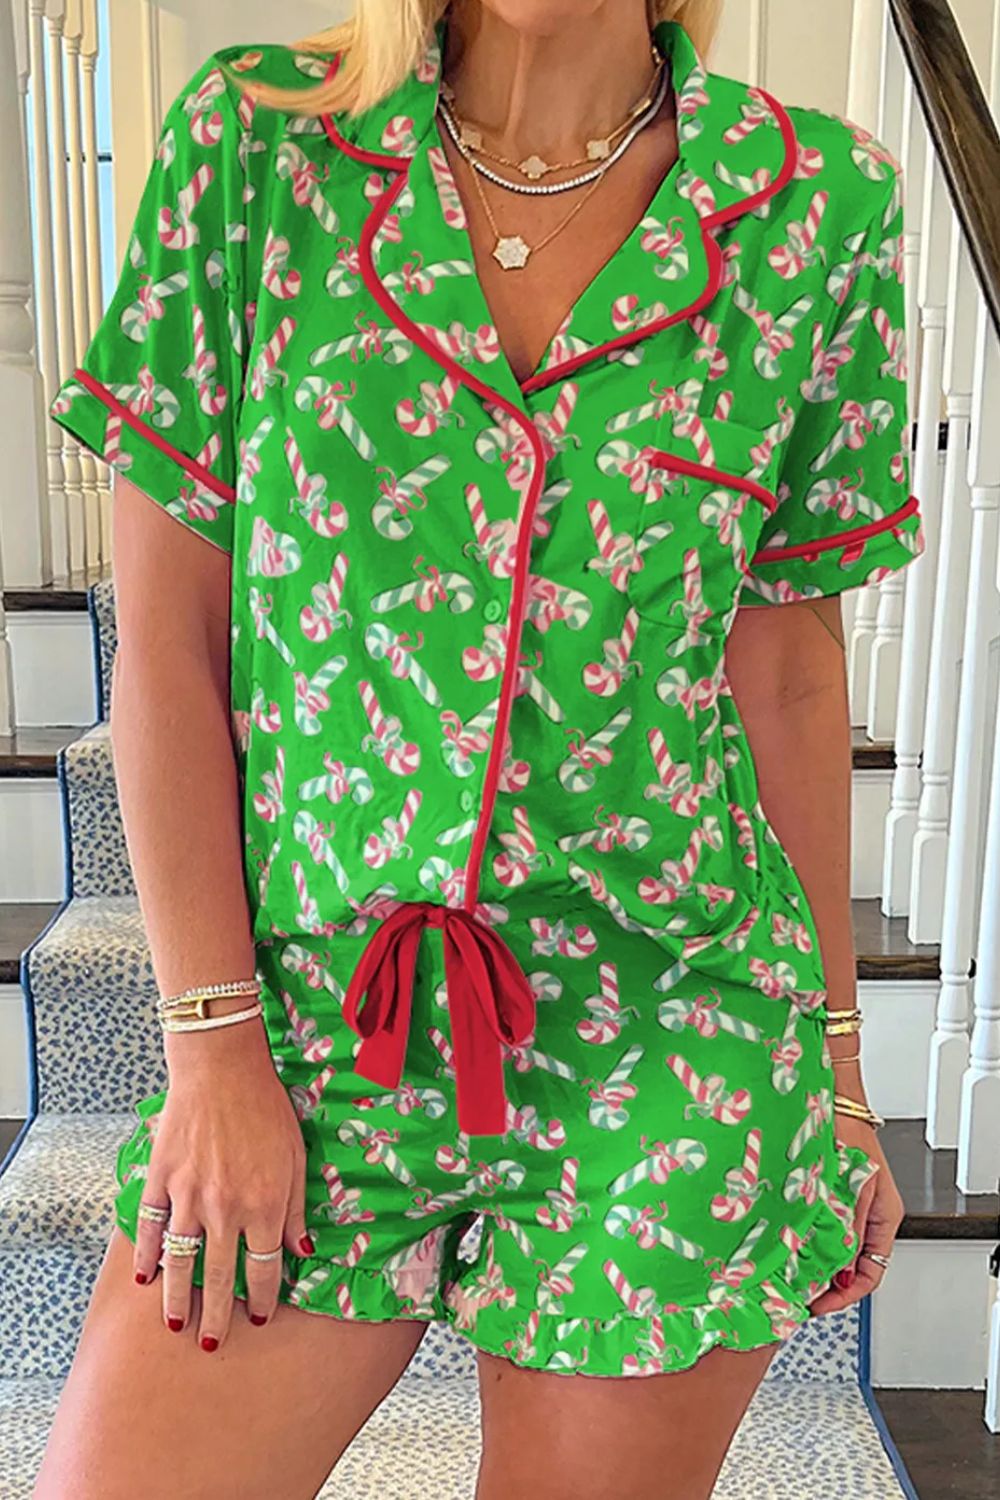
(2, 572, 995, 1498)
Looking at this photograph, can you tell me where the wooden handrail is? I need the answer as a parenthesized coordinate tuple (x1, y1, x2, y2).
(888, 0, 1000, 341)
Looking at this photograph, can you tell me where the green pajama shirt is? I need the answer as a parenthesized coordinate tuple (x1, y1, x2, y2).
(50, 14, 925, 1376)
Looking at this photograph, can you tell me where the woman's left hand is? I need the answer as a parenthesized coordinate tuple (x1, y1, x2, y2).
(807, 1114, 905, 1317)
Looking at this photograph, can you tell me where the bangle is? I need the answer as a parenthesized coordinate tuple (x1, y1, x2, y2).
(161, 1001, 264, 1033)
(158, 983, 262, 1023)
(833, 1092, 884, 1129)
(831, 1049, 862, 1065)
(160, 978, 261, 1004)
(826, 1009, 863, 1037)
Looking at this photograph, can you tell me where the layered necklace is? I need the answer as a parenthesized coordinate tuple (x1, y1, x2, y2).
(435, 39, 671, 270)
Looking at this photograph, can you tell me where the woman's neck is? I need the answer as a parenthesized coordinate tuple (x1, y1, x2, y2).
(440, 1, 664, 161)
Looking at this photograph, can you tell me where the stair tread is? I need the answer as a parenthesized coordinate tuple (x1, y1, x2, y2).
(0, 904, 60, 984)
(883, 1120, 1000, 1238)
(0, 1372, 908, 1498)
(0, 725, 86, 776)
(2, 564, 110, 613)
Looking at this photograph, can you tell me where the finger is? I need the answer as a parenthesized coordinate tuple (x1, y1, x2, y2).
(282, 1142, 314, 1261)
(848, 1173, 878, 1267)
(160, 1205, 202, 1334)
(134, 1181, 171, 1286)
(198, 1218, 240, 1352)
(243, 1216, 286, 1327)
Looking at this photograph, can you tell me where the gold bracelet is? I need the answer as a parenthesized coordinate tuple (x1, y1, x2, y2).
(158, 983, 261, 1022)
(826, 1010, 863, 1037)
(833, 1092, 884, 1129)
(830, 1049, 862, 1065)
(161, 1001, 264, 1033)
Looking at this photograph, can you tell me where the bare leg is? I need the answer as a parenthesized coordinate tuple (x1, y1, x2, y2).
(475, 1342, 778, 1500)
(35, 1227, 428, 1500)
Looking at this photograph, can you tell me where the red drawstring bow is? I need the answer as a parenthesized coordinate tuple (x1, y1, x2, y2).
(341, 901, 536, 1135)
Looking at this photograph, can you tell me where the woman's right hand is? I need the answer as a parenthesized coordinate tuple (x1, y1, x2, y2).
(132, 1028, 314, 1351)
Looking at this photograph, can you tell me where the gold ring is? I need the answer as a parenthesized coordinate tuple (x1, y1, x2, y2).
(137, 1202, 170, 1224)
(861, 1249, 891, 1270)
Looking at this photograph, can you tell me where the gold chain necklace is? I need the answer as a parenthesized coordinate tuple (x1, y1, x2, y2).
(439, 42, 662, 180)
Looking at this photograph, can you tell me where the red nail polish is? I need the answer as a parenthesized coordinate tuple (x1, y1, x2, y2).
(299, 1235, 315, 1256)
(250, 1313, 268, 1326)
(167, 1316, 184, 1331)
(201, 1336, 219, 1352)
(135, 1271, 148, 1285)
(834, 1269, 854, 1290)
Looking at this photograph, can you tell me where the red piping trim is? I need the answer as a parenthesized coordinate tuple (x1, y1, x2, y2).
(320, 80, 798, 909)
(750, 494, 921, 564)
(647, 449, 778, 514)
(71, 367, 236, 503)
(323, 115, 549, 913)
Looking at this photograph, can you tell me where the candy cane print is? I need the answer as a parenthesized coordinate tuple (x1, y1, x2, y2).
(585, 498, 640, 591)
(801, 301, 868, 401)
(250, 586, 296, 665)
(336, 1120, 416, 1186)
(786, 1088, 833, 1162)
(637, 815, 724, 905)
(665, 1055, 753, 1126)
(186, 303, 227, 416)
(288, 1063, 337, 1123)
(298, 753, 373, 810)
(643, 738, 723, 817)
(440, 700, 492, 775)
(558, 807, 652, 858)
(506, 1042, 576, 1082)
(283, 428, 348, 538)
(299, 553, 351, 644)
(293, 657, 348, 737)
(576, 961, 639, 1045)
(273, 140, 340, 232)
(330, 1230, 372, 1270)
(767, 190, 829, 279)
(759, 1279, 800, 1340)
(778, 1226, 808, 1282)
(584, 1044, 643, 1131)
(119, 271, 189, 342)
(372, 455, 451, 541)
(656, 992, 762, 1045)
(528, 916, 599, 961)
(293, 374, 377, 463)
(520, 657, 566, 725)
(536, 1159, 588, 1232)
(371, 557, 475, 615)
(278, 988, 333, 1064)
(363, 788, 422, 868)
(358, 680, 421, 775)
(157, 164, 212, 250)
(395, 372, 462, 437)
(601, 1260, 658, 1319)
(527, 576, 592, 635)
(505, 1103, 566, 1152)
(252, 742, 285, 824)
(250, 315, 297, 402)
(604, 1204, 703, 1261)
(718, 905, 762, 955)
(607, 1136, 708, 1196)
(286, 1263, 335, 1308)
(427, 1026, 456, 1081)
(705, 1219, 769, 1308)
(728, 801, 759, 869)
(535, 1244, 589, 1314)
(365, 624, 442, 707)
(782, 1158, 827, 1211)
(767, 1008, 803, 1095)
(463, 482, 517, 577)
(558, 708, 633, 793)
(582, 608, 643, 697)
(710, 1128, 770, 1222)
(261, 227, 302, 300)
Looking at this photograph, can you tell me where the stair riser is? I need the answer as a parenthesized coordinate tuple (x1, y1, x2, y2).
(6, 615, 96, 731)
(869, 1239, 995, 1388)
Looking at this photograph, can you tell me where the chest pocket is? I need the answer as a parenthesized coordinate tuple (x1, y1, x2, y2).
(622, 414, 780, 640)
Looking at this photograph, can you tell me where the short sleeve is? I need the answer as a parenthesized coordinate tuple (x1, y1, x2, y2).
(47, 52, 246, 555)
(740, 166, 926, 606)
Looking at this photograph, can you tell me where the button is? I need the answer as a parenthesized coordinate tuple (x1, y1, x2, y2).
(460, 789, 476, 814)
(483, 599, 504, 622)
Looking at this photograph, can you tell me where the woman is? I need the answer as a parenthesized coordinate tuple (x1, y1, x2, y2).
(37, 0, 922, 1494)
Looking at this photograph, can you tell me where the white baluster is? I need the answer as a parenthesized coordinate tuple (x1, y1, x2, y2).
(867, 64, 927, 740)
(955, 322, 1000, 1194)
(908, 224, 977, 943)
(748, 0, 767, 88)
(80, 0, 109, 559)
(849, 9, 902, 725)
(28, 0, 67, 572)
(64, 0, 100, 566)
(926, 293, 1000, 1150)
(0, 0, 47, 612)
(45, 0, 84, 576)
(882, 142, 947, 915)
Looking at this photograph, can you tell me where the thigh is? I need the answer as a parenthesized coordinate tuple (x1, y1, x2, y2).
(34, 1226, 428, 1500)
(475, 1342, 777, 1500)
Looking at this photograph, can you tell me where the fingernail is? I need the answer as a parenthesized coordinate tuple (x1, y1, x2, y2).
(250, 1313, 268, 1326)
(834, 1270, 854, 1290)
(135, 1271, 148, 1285)
(167, 1316, 184, 1332)
(200, 1335, 218, 1353)
(299, 1235, 315, 1256)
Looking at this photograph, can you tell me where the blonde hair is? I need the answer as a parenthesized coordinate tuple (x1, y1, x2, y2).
(223, 0, 722, 119)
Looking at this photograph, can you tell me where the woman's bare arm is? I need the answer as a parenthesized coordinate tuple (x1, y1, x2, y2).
(109, 473, 269, 1076)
